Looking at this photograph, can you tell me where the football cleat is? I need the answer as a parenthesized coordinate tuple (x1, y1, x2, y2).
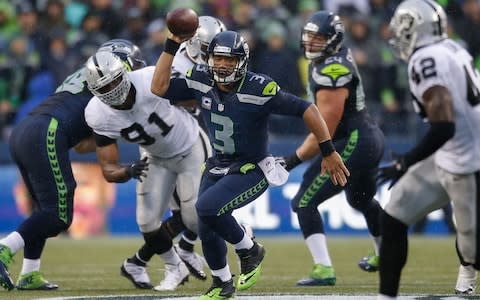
(236, 241, 265, 291)
(455, 264, 477, 295)
(0, 244, 14, 291)
(153, 261, 189, 291)
(297, 263, 336, 286)
(175, 245, 207, 280)
(120, 259, 153, 289)
(358, 253, 379, 272)
(199, 275, 235, 300)
(16, 271, 58, 290)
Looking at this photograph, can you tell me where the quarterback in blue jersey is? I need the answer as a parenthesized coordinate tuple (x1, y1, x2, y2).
(0, 40, 146, 291)
(151, 30, 350, 299)
(279, 11, 385, 286)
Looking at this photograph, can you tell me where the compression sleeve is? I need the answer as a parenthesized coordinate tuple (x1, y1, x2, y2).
(403, 121, 455, 167)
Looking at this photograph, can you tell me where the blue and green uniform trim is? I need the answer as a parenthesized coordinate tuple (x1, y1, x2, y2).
(46, 118, 68, 224)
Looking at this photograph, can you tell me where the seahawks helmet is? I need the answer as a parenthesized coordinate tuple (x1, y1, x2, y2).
(85, 51, 131, 106)
(186, 16, 227, 65)
(98, 39, 147, 71)
(207, 31, 249, 83)
(389, 0, 447, 62)
(301, 11, 344, 60)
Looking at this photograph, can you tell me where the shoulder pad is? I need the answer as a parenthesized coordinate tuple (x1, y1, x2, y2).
(241, 72, 280, 96)
(319, 63, 350, 80)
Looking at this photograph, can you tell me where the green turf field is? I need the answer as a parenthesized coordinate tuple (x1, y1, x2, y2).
(0, 235, 460, 299)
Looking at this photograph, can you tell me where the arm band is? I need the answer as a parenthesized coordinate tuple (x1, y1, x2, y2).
(164, 38, 181, 55)
(319, 140, 335, 157)
(403, 121, 455, 167)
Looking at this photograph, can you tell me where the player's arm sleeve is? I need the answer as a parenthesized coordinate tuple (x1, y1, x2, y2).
(163, 78, 196, 104)
(269, 90, 311, 117)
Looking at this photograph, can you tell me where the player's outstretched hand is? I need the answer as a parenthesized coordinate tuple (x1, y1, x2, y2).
(126, 157, 149, 182)
(377, 152, 407, 190)
(321, 151, 350, 186)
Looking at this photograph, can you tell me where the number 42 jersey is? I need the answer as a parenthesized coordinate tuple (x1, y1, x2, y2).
(84, 66, 199, 158)
(408, 38, 480, 174)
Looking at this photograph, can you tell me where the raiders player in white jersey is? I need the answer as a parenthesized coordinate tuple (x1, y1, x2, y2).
(377, 1, 480, 299)
(84, 51, 208, 292)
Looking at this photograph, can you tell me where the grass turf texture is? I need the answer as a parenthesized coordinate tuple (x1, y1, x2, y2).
(0, 235, 458, 298)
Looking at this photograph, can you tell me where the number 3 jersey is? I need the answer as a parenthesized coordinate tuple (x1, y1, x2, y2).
(84, 66, 199, 158)
(408, 39, 480, 174)
(164, 66, 311, 163)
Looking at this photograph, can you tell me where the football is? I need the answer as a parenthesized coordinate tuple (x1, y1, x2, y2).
(166, 8, 199, 36)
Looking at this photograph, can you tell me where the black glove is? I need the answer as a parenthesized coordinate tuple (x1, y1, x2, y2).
(275, 153, 302, 171)
(126, 157, 149, 182)
(377, 152, 408, 190)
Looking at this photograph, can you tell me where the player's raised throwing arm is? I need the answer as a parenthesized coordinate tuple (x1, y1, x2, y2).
(151, 33, 194, 97)
(303, 104, 350, 186)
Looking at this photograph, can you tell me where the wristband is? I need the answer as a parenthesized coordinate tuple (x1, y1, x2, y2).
(319, 140, 335, 157)
(164, 38, 181, 55)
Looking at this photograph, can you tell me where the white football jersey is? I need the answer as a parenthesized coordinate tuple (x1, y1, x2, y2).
(408, 39, 480, 173)
(85, 66, 199, 158)
(171, 44, 194, 78)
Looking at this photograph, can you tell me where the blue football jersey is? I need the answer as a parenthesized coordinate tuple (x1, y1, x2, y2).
(29, 67, 93, 147)
(166, 65, 311, 162)
(308, 47, 369, 139)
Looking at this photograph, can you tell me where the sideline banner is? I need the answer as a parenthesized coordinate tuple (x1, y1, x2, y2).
(0, 165, 453, 236)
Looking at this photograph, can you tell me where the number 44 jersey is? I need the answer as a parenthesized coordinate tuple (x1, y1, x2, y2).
(84, 66, 199, 158)
(408, 38, 480, 173)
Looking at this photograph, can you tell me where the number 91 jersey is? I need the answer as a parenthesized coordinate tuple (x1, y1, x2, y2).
(408, 38, 480, 173)
(85, 66, 199, 158)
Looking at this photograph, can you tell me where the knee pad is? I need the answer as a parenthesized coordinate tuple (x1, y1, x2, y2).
(142, 224, 173, 255)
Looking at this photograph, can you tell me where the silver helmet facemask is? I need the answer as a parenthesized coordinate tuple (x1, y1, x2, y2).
(85, 51, 131, 106)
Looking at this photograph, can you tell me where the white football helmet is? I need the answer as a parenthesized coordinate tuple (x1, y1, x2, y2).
(389, 0, 447, 61)
(186, 16, 227, 65)
(85, 51, 131, 106)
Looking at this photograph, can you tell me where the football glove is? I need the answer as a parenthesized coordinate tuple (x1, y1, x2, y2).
(126, 157, 149, 182)
(377, 152, 407, 190)
(275, 153, 302, 171)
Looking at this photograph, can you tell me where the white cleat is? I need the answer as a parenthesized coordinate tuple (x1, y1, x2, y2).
(154, 261, 189, 291)
(175, 245, 207, 280)
(120, 259, 153, 289)
(455, 264, 477, 294)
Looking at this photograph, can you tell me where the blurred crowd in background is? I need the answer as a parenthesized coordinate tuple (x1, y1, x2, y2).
(0, 0, 479, 143)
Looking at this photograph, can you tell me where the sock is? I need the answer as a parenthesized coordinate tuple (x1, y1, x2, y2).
(179, 231, 196, 252)
(20, 258, 40, 275)
(0, 231, 25, 253)
(306, 233, 332, 266)
(233, 231, 254, 251)
(211, 265, 232, 282)
(159, 247, 182, 265)
(127, 253, 147, 267)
